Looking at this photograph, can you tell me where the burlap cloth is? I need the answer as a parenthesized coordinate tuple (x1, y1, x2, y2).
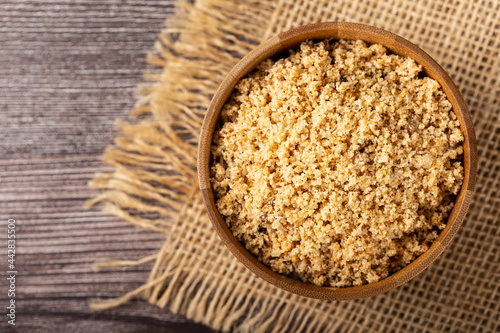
(88, 0, 500, 331)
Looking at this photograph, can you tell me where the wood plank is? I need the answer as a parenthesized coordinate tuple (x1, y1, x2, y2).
(0, 1, 214, 332)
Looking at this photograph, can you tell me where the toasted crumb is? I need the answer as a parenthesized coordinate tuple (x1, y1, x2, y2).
(210, 39, 464, 287)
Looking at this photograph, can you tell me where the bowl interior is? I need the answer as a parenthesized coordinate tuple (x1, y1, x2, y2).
(198, 22, 477, 300)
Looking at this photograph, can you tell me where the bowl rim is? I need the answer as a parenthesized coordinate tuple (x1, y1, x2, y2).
(197, 22, 477, 300)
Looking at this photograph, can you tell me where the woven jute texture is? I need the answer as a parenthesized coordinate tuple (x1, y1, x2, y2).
(88, 0, 500, 331)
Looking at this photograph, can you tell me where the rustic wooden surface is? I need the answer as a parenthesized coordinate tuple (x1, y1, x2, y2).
(0, 1, 214, 332)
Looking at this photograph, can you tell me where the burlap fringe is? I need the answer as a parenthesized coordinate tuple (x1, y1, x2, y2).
(86, 0, 291, 331)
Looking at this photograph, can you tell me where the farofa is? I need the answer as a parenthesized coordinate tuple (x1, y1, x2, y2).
(210, 39, 464, 287)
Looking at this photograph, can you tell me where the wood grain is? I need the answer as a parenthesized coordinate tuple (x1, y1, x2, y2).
(0, 1, 214, 332)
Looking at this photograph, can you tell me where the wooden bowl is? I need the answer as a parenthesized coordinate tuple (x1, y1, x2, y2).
(197, 22, 477, 300)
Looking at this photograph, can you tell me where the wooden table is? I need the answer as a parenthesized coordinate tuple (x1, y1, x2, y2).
(1, 1, 214, 332)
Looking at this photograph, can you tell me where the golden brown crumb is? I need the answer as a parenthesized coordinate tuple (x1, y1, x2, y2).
(211, 39, 464, 287)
